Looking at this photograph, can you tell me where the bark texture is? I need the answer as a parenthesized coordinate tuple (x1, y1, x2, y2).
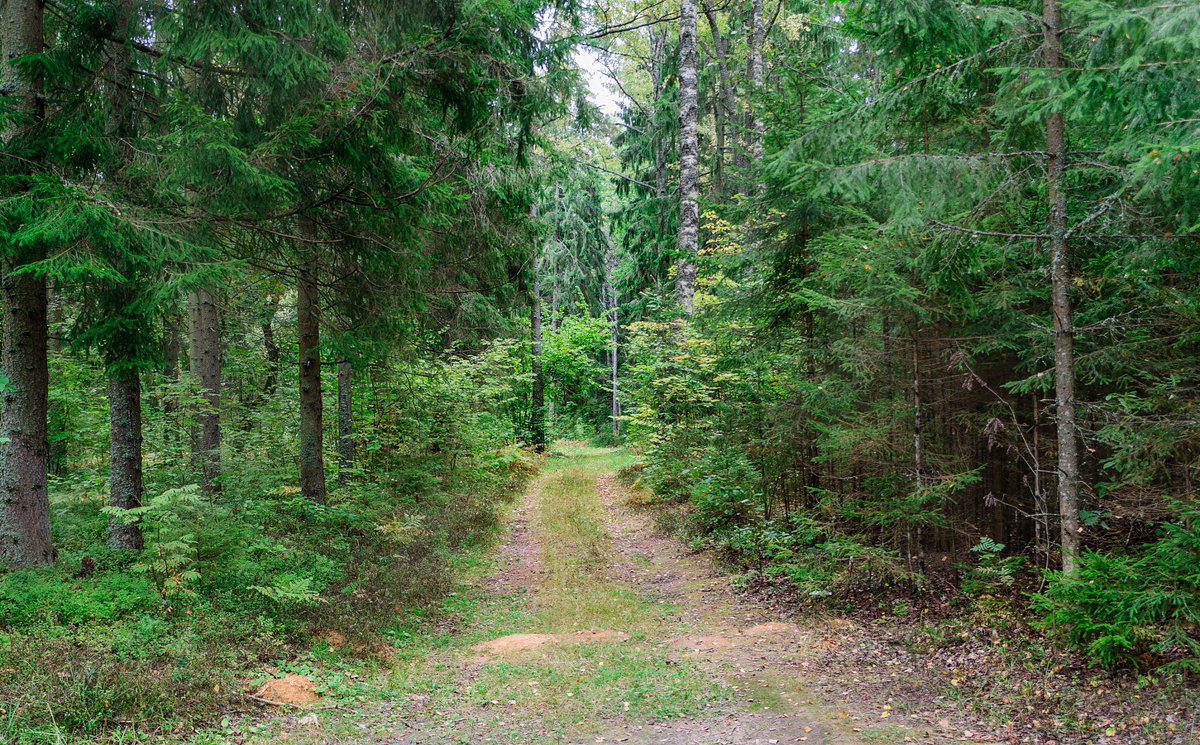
(104, 0, 144, 552)
(297, 246, 327, 504)
(0, 0, 53, 567)
(676, 0, 700, 314)
(0, 264, 52, 566)
(605, 245, 621, 438)
(188, 286, 222, 494)
(1042, 0, 1080, 575)
(337, 361, 353, 489)
(651, 30, 671, 237)
(108, 372, 144, 550)
(911, 331, 925, 575)
(748, 0, 765, 169)
(702, 4, 737, 196)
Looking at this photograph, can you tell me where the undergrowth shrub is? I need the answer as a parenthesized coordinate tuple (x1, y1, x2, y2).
(1, 348, 536, 742)
(1033, 500, 1200, 670)
(959, 538, 1026, 597)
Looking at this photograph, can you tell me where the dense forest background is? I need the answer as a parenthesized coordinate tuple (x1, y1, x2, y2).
(1, 0, 1199, 740)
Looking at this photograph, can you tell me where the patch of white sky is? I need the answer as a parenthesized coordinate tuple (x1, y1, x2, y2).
(536, 7, 626, 117)
(577, 45, 625, 116)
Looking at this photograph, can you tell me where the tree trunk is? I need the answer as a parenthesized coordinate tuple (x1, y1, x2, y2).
(337, 361, 353, 489)
(606, 245, 620, 438)
(0, 0, 53, 567)
(107, 372, 144, 550)
(0, 264, 52, 566)
(47, 287, 65, 475)
(530, 253, 546, 452)
(677, 0, 700, 314)
(47, 287, 65, 353)
(297, 241, 327, 504)
(188, 286, 222, 494)
(162, 309, 181, 446)
(702, 5, 736, 197)
(262, 295, 280, 396)
(649, 29, 672, 241)
(1043, 0, 1080, 575)
(748, 0, 765, 170)
(911, 329, 925, 576)
(104, 0, 144, 552)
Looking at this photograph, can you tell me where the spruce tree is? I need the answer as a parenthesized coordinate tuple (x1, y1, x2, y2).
(0, 0, 53, 566)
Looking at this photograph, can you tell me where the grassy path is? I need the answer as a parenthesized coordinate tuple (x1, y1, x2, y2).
(262, 445, 939, 745)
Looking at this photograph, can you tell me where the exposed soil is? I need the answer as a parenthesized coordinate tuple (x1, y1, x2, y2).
(588, 474, 938, 745)
(254, 674, 322, 707)
(491, 478, 545, 593)
(598, 475, 1198, 745)
(471, 632, 559, 655)
(257, 459, 1020, 743)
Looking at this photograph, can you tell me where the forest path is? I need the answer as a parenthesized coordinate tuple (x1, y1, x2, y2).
(280, 445, 945, 745)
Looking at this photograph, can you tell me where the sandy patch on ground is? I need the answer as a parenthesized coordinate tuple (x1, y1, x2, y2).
(254, 674, 321, 707)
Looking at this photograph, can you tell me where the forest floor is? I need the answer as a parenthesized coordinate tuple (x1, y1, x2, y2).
(227, 445, 981, 745)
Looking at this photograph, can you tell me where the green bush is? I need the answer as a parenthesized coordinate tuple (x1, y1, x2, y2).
(0, 569, 157, 627)
(2, 346, 536, 740)
(959, 538, 1025, 597)
(1033, 500, 1200, 670)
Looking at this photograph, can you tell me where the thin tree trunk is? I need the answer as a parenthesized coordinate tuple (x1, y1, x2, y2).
(297, 234, 327, 504)
(1043, 0, 1080, 575)
(606, 245, 620, 438)
(188, 286, 222, 494)
(162, 309, 181, 447)
(702, 4, 736, 197)
(0, 0, 53, 566)
(677, 0, 700, 314)
(108, 372, 144, 550)
(163, 313, 181, 384)
(749, 0, 765, 176)
(47, 287, 66, 475)
(261, 295, 280, 396)
(531, 253, 546, 452)
(47, 287, 64, 353)
(337, 361, 353, 489)
(649, 29, 671, 241)
(912, 329, 925, 576)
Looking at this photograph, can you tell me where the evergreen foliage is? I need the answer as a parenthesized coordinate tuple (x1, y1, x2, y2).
(2, 0, 1199, 738)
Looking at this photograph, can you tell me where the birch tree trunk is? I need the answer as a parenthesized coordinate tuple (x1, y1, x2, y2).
(606, 245, 621, 437)
(749, 0, 765, 170)
(0, 0, 53, 566)
(1042, 0, 1080, 575)
(676, 0, 700, 314)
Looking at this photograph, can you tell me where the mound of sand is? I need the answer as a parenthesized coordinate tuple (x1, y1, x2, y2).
(254, 674, 321, 707)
